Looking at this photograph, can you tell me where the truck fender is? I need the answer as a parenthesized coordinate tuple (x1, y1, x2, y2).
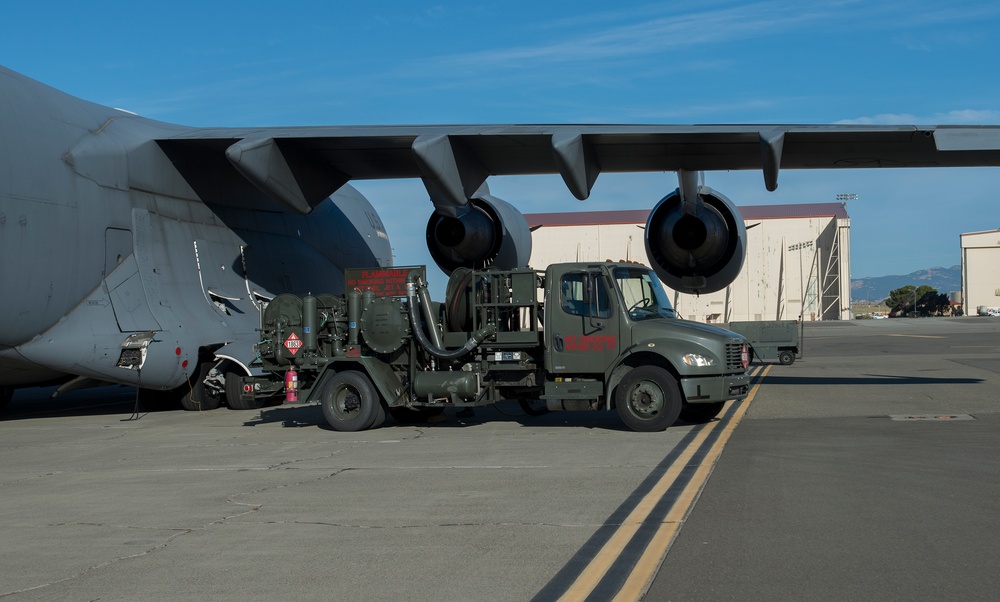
(604, 349, 677, 411)
(306, 358, 404, 406)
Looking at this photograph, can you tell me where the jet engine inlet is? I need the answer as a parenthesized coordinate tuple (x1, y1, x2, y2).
(644, 186, 746, 295)
(426, 195, 531, 275)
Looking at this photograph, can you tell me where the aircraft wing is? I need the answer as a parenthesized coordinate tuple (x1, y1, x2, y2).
(157, 124, 1000, 214)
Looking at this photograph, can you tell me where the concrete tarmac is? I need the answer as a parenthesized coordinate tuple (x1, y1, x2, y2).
(2, 317, 999, 600)
(652, 317, 1000, 601)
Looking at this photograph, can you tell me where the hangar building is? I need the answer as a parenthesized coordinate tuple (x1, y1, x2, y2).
(960, 229, 1000, 315)
(526, 203, 852, 323)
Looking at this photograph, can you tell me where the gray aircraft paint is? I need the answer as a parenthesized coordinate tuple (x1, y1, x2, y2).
(0, 68, 390, 395)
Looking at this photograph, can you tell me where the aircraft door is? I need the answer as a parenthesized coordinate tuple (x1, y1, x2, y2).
(105, 256, 162, 332)
(102, 226, 162, 332)
(546, 269, 621, 375)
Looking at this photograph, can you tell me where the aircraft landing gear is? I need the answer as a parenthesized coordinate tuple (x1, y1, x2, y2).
(139, 362, 224, 412)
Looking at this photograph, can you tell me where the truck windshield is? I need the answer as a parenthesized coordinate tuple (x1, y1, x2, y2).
(613, 267, 676, 320)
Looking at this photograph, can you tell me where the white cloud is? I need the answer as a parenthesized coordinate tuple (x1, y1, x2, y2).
(403, 1, 849, 75)
(836, 110, 1000, 125)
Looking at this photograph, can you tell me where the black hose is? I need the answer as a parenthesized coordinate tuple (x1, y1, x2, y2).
(406, 279, 494, 360)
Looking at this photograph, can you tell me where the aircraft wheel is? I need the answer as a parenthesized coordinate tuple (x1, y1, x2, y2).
(778, 350, 795, 365)
(679, 401, 725, 423)
(321, 371, 381, 431)
(180, 364, 222, 411)
(615, 366, 682, 432)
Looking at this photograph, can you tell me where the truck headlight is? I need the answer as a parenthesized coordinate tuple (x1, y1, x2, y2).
(682, 353, 717, 367)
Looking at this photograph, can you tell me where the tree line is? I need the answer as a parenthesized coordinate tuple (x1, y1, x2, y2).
(884, 285, 956, 317)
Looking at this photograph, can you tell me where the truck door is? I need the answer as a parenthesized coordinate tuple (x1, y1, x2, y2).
(546, 268, 621, 375)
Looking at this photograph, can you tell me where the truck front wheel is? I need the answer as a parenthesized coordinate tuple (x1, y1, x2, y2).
(615, 366, 682, 432)
(321, 371, 383, 432)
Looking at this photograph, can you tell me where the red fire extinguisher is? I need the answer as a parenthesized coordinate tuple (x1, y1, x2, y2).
(285, 369, 299, 403)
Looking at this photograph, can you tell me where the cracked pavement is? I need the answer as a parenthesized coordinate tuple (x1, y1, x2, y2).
(0, 394, 688, 601)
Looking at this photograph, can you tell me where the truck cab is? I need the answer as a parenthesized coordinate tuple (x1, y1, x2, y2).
(543, 262, 750, 430)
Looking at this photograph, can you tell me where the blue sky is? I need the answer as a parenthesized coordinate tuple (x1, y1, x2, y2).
(4, 0, 1000, 287)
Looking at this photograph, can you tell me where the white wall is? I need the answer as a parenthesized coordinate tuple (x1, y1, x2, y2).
(529, 212, 852, 322)
(961, 230, 1000, 315)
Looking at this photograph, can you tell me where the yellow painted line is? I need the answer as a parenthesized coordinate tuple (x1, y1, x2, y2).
(556, 365, 769, 602)
(556, 417, 720, 601)
(612, 365, 771, 602)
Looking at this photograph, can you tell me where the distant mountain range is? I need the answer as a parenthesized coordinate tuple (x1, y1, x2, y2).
(851, 265, 962, 303)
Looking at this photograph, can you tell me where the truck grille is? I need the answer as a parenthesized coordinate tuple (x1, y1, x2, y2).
(725, 340, 747, 372)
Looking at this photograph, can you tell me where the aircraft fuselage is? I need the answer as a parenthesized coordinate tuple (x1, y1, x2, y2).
(0, 67, 391, 393)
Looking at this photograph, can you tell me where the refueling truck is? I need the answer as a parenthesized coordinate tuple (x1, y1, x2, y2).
(237, 262, 751, 432)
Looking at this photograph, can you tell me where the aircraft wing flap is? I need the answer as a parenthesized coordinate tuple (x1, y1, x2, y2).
(932, 126, 1000, 152)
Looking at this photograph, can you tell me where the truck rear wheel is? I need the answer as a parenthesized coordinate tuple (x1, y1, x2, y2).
(225, 371, 265, 410)
(615, 366, 682, 432)
(321, 370, 381, 432)
(778, 350, 795, 365)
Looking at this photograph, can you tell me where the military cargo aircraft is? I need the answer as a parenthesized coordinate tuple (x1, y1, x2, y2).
(1, 65, 999, 410)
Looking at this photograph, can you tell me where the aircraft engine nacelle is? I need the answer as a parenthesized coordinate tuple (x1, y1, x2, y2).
(426, 194, 532, 275)
(644, 186, 746, 295)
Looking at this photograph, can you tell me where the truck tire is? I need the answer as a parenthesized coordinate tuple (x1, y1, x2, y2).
(371, 401, 387, 429)
(1, 386, 13, 409)
(615, 366, 682, 432)
(679, 401, 725, 423)
(225, 371, 265, 410)
(778, 350, 795, 365)
(321, 370, 381, 432)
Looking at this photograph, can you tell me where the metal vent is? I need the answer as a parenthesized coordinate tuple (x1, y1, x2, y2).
(725, 340, 746, 371)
